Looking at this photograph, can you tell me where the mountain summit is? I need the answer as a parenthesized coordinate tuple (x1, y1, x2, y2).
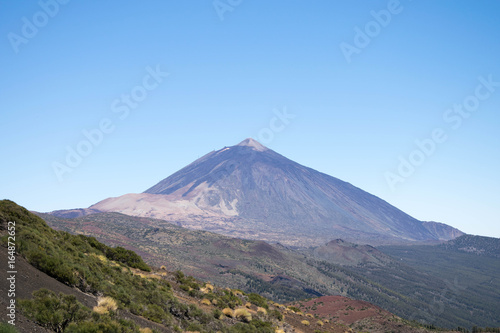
(91, 139, 462, 245)
(236, 137, 268, 151)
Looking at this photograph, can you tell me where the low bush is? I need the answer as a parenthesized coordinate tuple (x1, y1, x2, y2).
(19, 289, 89, 333)
(247, 293, 268, 309)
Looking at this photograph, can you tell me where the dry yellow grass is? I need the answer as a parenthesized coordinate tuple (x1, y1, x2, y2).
(257, 307, 267, 315)
(139, 328, 153, 333)
(301, 320, 310, 326)
(275, 330, 285, 333)
(90, 254, 119, 267)
(93, 296, 118, 314)
(222, 308, 234, 318)
(317, 320, 324, 326)
(306, 313, 314, 318)
(245, 302, 252, 308)
(234, 308, 252, 322)
(233, 290, 243, 296)
(97, 254, 107, 262)
(211, 299, 218, 305)
(201, 299, 211, 306)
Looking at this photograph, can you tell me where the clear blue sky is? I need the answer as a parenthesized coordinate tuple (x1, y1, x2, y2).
(1, 1, 499, 238)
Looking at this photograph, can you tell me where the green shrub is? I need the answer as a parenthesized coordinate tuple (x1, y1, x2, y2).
(188, 288, 203, 298)
(19, 289, 89, 333)
(186, 322, 203, 332)
(105, 246, 150, 272)
(143, 304, 171, 324)
(0, 322, 19, 333)
(65, 317, 138, 333)
(213, 308, 223, 319)
(247, 293, 268, 309)
(269, 309, 283, 321)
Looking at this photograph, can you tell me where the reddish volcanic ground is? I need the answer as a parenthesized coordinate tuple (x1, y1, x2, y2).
(291, 295, 392, 325)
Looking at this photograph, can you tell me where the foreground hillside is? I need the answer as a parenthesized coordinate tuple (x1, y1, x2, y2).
(39, 211, 500, 329)
(0, 199, 464, 333)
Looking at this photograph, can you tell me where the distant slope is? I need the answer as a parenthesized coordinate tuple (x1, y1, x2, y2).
(441, 234, 500, 258)
(46, 208, 101, 218)
(308, 239, 393, 266)
(379, 236, 500, 328)
(39, 211, 497, 329)
(422, 221, 466, 241)
(88, 138, 463, 246)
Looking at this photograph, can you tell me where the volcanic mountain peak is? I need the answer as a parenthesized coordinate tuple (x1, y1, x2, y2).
(90, 139, 463, 246)
(236, 137, 268, 151)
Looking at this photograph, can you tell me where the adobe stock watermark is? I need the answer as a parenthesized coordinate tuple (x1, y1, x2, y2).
(5, 221, 17, 326)
(340, 0, 410, 64)
(7, 0, 70, 54)
(213, 0, 243, 21)
(52, 65, 169, 182)
(385, 74, 499, 191)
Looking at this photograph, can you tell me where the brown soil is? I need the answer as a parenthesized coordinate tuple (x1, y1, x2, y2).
(288, 295, 459, 333)
(291, 295, 392, 325)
